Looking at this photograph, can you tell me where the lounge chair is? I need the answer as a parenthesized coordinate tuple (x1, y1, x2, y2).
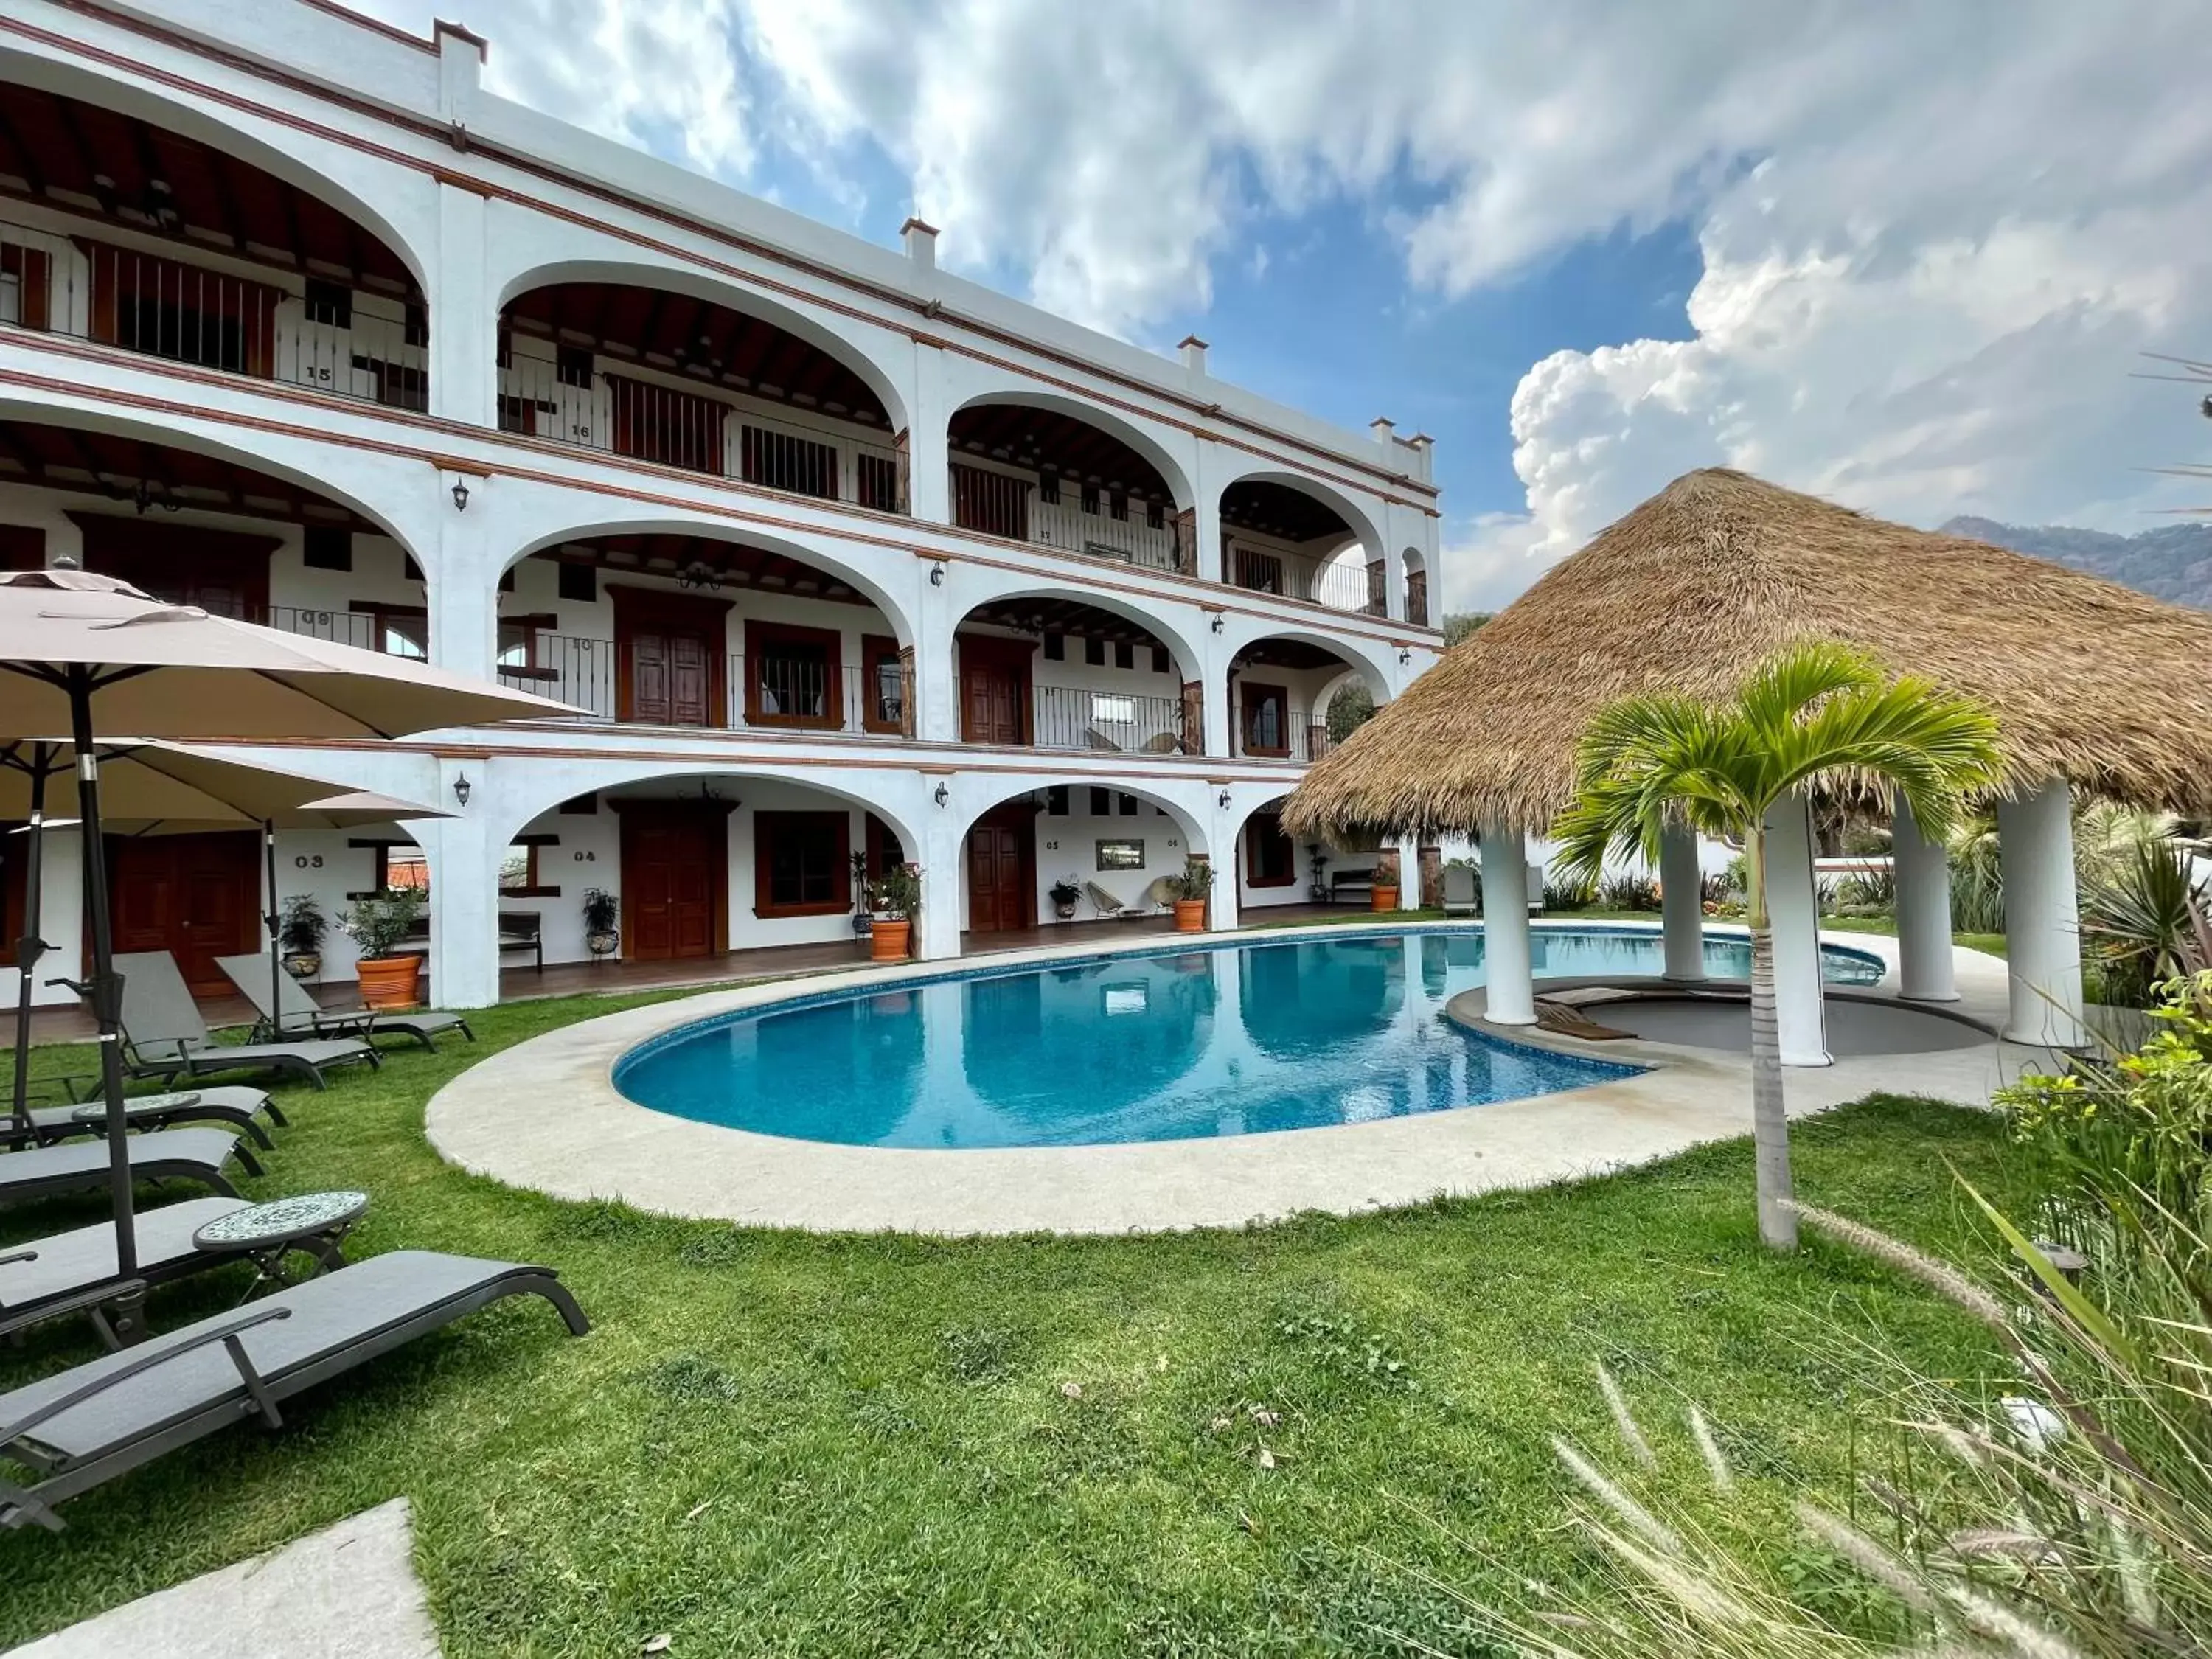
(1, 1197, 254, 1346)
(1441, 864, 1480, 916)
(1527, 863, 1547, 915)
(7, 1082, 282, 1153)
(1084, 881, 1147, 921)
(0, 1129, 257, 1208)
(0, 1250, 591, 1531)
(214, 956, 473, 1053)
(111, 953, 378, 1091)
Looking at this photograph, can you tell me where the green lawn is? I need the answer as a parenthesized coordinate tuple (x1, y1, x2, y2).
(0, 992, 2018, 1655)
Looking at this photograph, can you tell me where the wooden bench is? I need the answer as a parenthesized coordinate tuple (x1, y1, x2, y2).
(393, 910, 544, 973)
(1329, 869, 1374, 902)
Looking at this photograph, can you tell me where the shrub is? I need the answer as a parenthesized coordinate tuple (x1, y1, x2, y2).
(2079, 838, 2212, 1009)
(1996, 967, 2212, 1218)
(1168, 855, 1217, 902)
(1596, 870, 1660, 911)
(1832, 866, 1896, 917)
(1543, 869, 1597, 911)
(337, 886, 422, 962)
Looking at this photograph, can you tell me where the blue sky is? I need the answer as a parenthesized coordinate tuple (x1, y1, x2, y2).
(366, 0, 2212, 608)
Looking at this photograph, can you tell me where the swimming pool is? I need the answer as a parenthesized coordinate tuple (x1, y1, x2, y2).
(611, 926, 1887, 1151)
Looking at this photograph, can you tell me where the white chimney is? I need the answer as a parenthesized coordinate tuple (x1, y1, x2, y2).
(1371, 417, 1396, 448)
(900, 218, 939, 271)
(1179, 334, 1209, 375)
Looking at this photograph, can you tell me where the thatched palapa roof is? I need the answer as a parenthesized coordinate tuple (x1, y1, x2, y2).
(1284, 467, 2212, 841)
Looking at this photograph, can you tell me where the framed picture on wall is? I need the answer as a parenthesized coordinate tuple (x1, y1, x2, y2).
(1096, 838, 1144, 872)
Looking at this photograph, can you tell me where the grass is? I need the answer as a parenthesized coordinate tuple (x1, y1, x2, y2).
(0, 990, 2022, 1656)
(1816, 913, 2009, 957)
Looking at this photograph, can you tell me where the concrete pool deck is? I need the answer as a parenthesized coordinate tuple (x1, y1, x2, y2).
(425, 920, 2068, 1236)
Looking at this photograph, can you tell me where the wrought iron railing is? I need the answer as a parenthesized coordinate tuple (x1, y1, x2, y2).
(1227, 541, 1384, 616)
(1, 218, 428, 410)
(950, 462, 1194, 575)
(1031, 685, 1189, 754)
(1233, 706, 1335, 764)
(491, 630, 908, 736)
(497, 351, 907, 512)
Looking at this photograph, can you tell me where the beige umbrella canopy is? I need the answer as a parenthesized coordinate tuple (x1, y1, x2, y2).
(0, 565, 575, 1295)
(0, 567, 578, 738)
(1284, 467, 2212, 842)
(0, 740, 434, 830)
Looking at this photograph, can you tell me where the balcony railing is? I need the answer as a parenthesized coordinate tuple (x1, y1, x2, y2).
(493, 630, 908, 737)
(1233, 707, 1335, 765)
(498, 352, 906, 512)
(1, 218, 428, 410)
(1032, 685, 1191, 754)
(1227, 541, 1384, 616)
(950, 462, 1195, 576)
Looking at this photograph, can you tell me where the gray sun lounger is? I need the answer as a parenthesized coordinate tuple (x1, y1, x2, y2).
(213, 955, 473, 1053)
(111, 953, 377, 1091)
(7, 1084, 282, 1152)
(0, 1129, 257, 1208)
(1, 1197, 255, 1346)
(0, 1250, 591, 1531)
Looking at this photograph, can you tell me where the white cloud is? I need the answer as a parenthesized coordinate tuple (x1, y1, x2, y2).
(348, 0, 2212, 605)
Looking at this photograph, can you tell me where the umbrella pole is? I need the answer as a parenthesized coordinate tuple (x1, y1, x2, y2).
(264, 819, 283, 1043)
(69, 669, 139, 1293)
(7, 745, 52, 1138)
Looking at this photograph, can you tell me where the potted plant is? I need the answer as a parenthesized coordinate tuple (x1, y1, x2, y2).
(338, 886, 425, 1009)
(278, 893, 327, 980)
(1371, 850, 1402, 912)
(1168, 855, 1214, 933)
(867, 863, 922, 962)
(1048, 876, 1082, 920)
(582, 887, 620, 958)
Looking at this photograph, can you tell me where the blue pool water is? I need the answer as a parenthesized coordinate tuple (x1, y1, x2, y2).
(613, 926, 1886, 1150)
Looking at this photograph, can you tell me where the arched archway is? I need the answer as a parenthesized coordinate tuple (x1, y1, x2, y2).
(954, 777, 1208, 940)
(945, 390, 1197, 570)
(1402, 546, 1430, 627)
(945, 580, 1208, 757)
(1220, 627, 1393, 765)
(0, 405, 435, 649)
(0, 64, 434, 403)
(1217, 469, 1388, 615)
(487, 518, 920, 734)
(495, 262, 911, 506)
(489, 759, 928, 976)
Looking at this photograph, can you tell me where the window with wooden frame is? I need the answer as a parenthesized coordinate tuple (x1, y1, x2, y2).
(1240, 682, 1290, 757)
(81, 238, 278, 378)
(1245, 809, 1296, 888)
(860, 634, 907, 735)
(498, 834, 562, 897)
(495, 613, 559, 681)
(1, 243, 53, 330)
(864, 813, 905, 878)
(745, 619, 844, 729)
(359, 602, 429, 661)
(754, 810, 852, 917)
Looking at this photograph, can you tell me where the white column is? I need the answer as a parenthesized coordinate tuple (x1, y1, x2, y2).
(1201, 623, 1233, 759)
(1206, 799, 1237, 930)
(1192, 439, 1227, 584)
(907, 342, 950, 524)
(1891, 796, 1958, 1002)
(429, 181, 494, 428)
(1764, 794, 1830, 1067)
(1996, 781, 2087, 1048)
(427, 476, 496, 680)
(1395, 836, 1423, 909)
(916, 806, 964, 960)
(1659, 822, 1705, 982)
(914, 568, 959, 743)
(1479, 822, 1535, 1026)
(418, 766, 499, 1008)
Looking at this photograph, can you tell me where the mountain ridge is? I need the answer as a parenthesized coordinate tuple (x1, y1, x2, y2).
(1941, 515, 2212, 608)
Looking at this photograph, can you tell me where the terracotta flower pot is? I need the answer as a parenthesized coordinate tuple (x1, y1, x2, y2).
(1370, 884, 1400, 912)
(356, 954, 422, 1010)
(870, 919, 911, 961)
(1173, 898, 1207, 932)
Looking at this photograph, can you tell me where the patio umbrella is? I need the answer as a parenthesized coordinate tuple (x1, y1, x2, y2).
(0, 742, 450, 1133)
(0, 564, 577, 1285)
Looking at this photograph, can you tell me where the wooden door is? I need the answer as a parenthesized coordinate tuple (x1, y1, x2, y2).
(620, 804, 728, 961)
(106, 832, 261, 995)
(958, 637, 1031, 745)
(964, 806, 1034, 933)
(69, 516, 276, 619)
(612, 588, 731, 727)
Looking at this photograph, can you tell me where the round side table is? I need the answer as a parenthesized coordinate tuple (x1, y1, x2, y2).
(193, 1189, 369, 1300)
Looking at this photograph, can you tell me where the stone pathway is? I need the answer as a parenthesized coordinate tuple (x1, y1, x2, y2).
(8, 1498, 438, 1658)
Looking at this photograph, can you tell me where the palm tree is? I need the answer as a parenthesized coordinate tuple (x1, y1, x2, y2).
(1551, 640, 2002, 1250)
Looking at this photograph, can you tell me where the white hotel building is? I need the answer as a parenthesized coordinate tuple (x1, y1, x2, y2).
(0, 1, 1445, 1011)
